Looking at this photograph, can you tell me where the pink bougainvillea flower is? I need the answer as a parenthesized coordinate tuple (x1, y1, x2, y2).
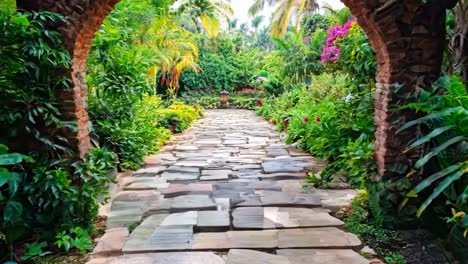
(320, 18, 356, 64)
(315, 116, 321, 122)
(303, 117, 309, 123)
(256, 76, 267, 82)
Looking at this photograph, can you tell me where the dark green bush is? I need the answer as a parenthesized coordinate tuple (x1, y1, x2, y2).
(180, 35, 262, 92)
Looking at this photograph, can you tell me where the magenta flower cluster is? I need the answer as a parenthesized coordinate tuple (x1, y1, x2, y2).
(320, 19, 356, 64)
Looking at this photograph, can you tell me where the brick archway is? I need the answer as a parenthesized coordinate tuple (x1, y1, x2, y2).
(17, 0, 121, 156)
(17, 0, 453, 177)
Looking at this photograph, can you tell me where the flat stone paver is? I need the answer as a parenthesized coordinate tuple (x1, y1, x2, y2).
(192, 230, 278, 250)
(92, 110, 363, 264)
(160, 183, 213, 197)
(232, 207, 344, 229)
(226, 249, 289, 264)
(278, 227, 362, 249)
(277, 249, 369, 264)
(88, 252, 225, 264)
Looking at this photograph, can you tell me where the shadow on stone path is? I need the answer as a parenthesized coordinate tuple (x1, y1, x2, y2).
(89, 109, 367, 264)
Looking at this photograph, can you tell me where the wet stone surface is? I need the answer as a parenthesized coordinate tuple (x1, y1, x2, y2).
(90, 110, 363, 263)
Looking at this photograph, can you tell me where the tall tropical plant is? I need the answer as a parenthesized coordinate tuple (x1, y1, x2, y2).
(398, 76, 467, 235)
(248, 0, 318, 37)
(149, 17, 200, 97)
(173, 0, 233, 37)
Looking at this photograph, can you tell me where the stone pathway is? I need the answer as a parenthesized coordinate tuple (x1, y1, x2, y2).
(90, 110, 366, 264)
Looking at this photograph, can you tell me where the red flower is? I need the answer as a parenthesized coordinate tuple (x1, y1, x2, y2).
(315, 116, 321, 122)
(303, 117, 309, 123)
(256, 99, 263, 106)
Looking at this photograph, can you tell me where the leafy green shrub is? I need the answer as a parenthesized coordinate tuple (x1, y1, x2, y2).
(157, 101, 202, 133)
(89, 95, 172, 170)
(180, 35, 262, 92)
(398, 76, 467, 236)
(301, 14, 331, 36)
(0, 11, 72, 154)
(0, 146, 117, 260)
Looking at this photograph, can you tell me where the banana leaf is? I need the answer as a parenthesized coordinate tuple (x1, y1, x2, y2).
(414, 136, 466, 169)
(417, 169, 467, 217)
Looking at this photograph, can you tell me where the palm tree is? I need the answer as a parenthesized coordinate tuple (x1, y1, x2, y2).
(173, 0, 233, 37)
(239, 22, 249, 32)
(147, 16, 200, 97)
(251, 15, 264, 31)
(251, 15, 264, 43)
(230, 18, 238, 32)
(248, 0, 318, 37)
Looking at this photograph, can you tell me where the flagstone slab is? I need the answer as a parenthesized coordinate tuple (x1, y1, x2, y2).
(200, 169, 232, 181)
(160, 211, 198, 226)
(160, 195, 217, 212)
(175, 160, 208, 167)
(262, 157, 319, 173)
(144, 155, 176, 167)
(124, 225, 193, 252)
(175, 145, 199, 151)
(107, 209, 143, 229)
(160, 172, 199, 181)
(113, 190, 160, 202)
(259, 191, 321, 207)
(278, 228, 362, 249)
(166, 166, 200, 173)
(87, 252, 226, 264)
(160, 183, 213, 197)
(226, 249, 290, 264)
(236, 191, 321, 208)
(133, 166, 167, 177)
(124, 179, 170, 190)
(262, 163, 304, 173)
(197, 211, 230, 231)
(232, 164, 262, 170)
(313, 189, 358, 212)
(266, 148, 290, 157)
(92, 228, 129, 257)
(214, 181, 281, 192)
(277, 249, 369, 264)
(232, 207, 343, 229)
(192, 230, 278, 250)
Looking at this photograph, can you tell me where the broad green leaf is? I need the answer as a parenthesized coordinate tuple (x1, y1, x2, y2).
(458, 186, 468, 204)
(0, 144, 8, 154)
(408, 126, 454, 149)
(0, 168, 13, 188)
(0, 153, 24, 166)
(416, 169, 466, 217)
(414, 136, 465, 169)
(4, 200, 23, 222)
(413, 164, 462, 193)
(397, 107, 463, 133)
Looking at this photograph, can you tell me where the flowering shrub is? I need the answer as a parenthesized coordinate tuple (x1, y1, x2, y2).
(320, 19, 376, 91)
(320, 19, 356, 64)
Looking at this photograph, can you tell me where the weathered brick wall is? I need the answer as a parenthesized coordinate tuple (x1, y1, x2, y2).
(18, 0, 449, 177)
(17, 0, 121, 157)
(341, 0, 448, 178)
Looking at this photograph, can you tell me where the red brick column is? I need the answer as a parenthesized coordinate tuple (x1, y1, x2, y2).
(17, 0, 121, 158)
(341, 0, 447, 178)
